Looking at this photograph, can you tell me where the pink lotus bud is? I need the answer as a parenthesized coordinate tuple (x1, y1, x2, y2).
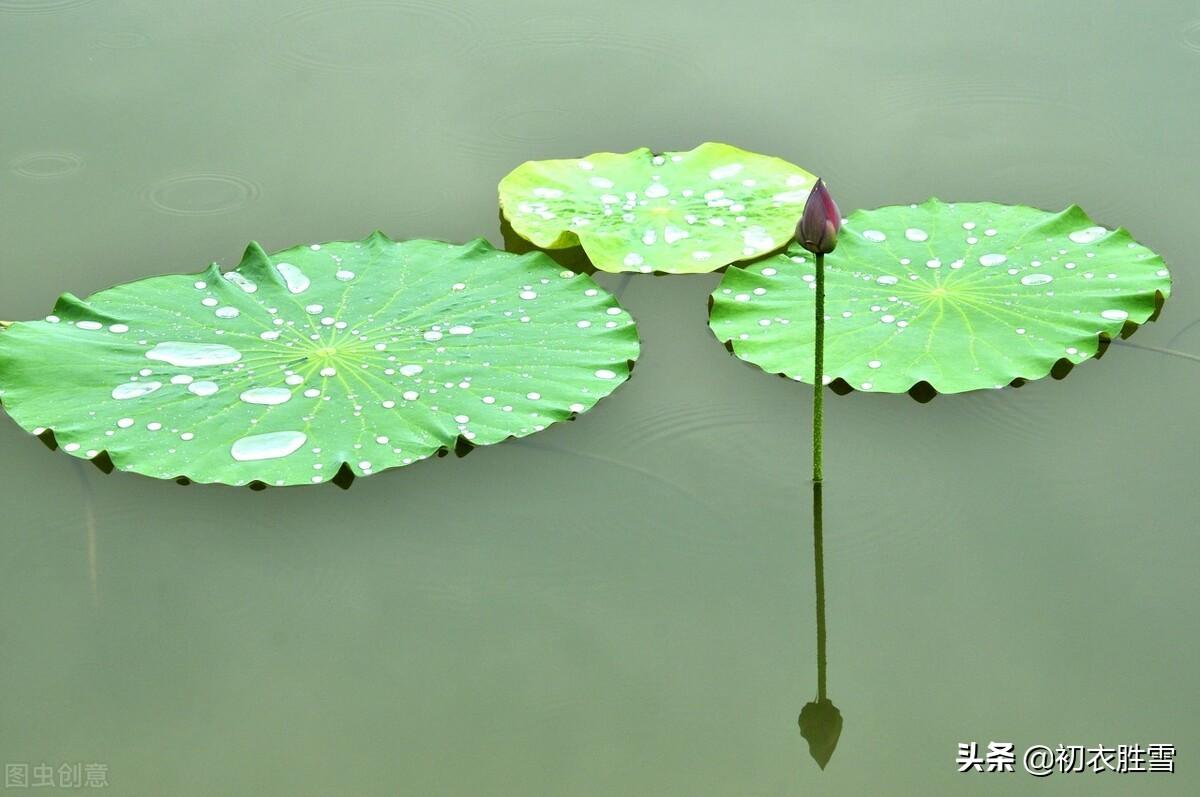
(796, 179, 841, 255)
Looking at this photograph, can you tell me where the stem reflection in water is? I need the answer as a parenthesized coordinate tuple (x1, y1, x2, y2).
(799, 480, 842, 770)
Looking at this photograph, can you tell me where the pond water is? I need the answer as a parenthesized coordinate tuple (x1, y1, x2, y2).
(2, 2, 1198, 794)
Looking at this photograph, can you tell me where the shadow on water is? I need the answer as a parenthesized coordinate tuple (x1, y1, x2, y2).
(798, 480, 843, 770)
(69, 459, 100, 607)
(499, 211, 598, 275)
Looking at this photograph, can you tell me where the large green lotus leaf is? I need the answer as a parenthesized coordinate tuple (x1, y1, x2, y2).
(0, 235, 640, 487)
(498, 142, 817, 274)
(709, 200, 1171, 396)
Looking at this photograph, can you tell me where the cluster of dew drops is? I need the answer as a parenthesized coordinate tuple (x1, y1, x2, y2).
(715, 212, 1167, 391)
(511, 152, 814, 272)
(35, 243, 636, 483)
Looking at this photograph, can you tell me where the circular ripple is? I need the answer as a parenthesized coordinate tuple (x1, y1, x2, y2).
(143, 173, 261, 217)
(0, 0, 97, 13)
(11, 152, 84, 179)
(269, 0, 482, 73)
(1179, 19, 1200, 52)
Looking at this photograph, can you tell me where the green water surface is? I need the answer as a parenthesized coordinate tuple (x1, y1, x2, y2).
(2, 1, 1198, 794)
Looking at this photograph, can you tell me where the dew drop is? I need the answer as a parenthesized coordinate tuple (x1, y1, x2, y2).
(188, 381, 219, 397)
(905, 228, 929, 242)
(709, 163, 743, 179)
(979, 253, 1007, 267)
(230, 430, 307, 462)
(1020, 273, 1053, 286)
(240, 387, 292, 405)
(112, 381, 162, 400)
(1101, 309, 1129, 321)
(147, 342, 242, 367)
(863, 230, 886, 242)
(275, 262, 310, 293)
(1069, 226, 1108, 244)
(224, 272, 258, 293)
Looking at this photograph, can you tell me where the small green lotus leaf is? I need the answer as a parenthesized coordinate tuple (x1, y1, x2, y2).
(0, 236, 640, 487)
(709, 200, 1171, 396)
(498, 142, 818, 274)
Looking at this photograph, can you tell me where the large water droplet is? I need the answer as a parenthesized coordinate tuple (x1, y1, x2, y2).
(1020, 273, 1053, 286)
(239, 387, 292, 405)
(188, 381, 219, 397)
(275, 262, 310, 293)
(146, 342, 242, 367)
(112, 381, 162, 400)
(1068, 226, 1108, 245)
(1101, 309, 1129, 321)
(709, 163, 743, 180)
(224, 272, 258, 293)
(979, 253, 1007, 266)
(230, 430, 307, 462)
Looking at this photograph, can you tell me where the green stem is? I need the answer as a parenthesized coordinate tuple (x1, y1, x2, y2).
(813, 252, 824, 484)
(812, 480, 827, 701)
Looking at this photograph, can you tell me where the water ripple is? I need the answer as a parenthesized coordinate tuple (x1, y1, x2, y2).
(142, 172, 261, 217)
(10, 152, 84, 179)
(1178, 19, 1200, 52)
(0, 0, 97, 14)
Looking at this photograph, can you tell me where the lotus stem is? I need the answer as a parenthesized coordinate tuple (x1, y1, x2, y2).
(813, 252, 824, 484)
